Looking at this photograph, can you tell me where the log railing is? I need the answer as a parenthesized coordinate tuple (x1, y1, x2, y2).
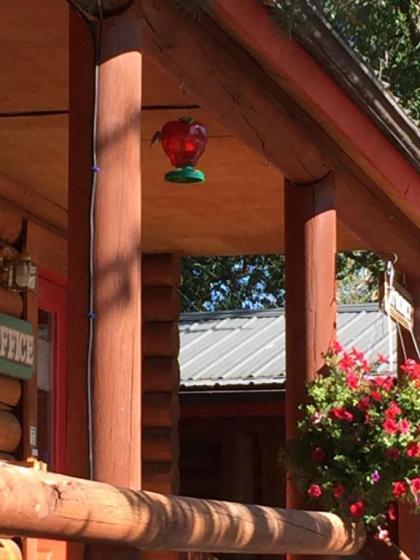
(0, 462, 364, 556)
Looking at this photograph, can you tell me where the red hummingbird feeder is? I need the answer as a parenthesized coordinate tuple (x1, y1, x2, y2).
(159, 117, 208, 183)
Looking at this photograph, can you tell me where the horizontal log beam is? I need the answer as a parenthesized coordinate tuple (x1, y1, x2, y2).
(0, 462, 365, 556)
(143, 392, 179, 428)
(142, 255, 181, 287)
(143, 428, 178, 462)
(0, 412, 21, 453)
(143, 287, 181, 322)
(0, 377, 21, 408)
(143, 323, 180, 358)
(143, 359, 180, 392)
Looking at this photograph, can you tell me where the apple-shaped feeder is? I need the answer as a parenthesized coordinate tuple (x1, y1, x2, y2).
(159, 117, 208, 183)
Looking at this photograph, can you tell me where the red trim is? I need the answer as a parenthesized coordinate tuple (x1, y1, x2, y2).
(214, 1, 420, 214)
(181, 400, 285, 418)
(38, 269, 67, 473)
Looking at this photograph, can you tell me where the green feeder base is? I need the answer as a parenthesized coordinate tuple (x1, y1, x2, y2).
(164, 166, 205, 183)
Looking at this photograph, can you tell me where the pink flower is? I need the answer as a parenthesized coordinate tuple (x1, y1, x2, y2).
(351, 347, 365, 362)
(349, 501, 365, 518)
(330, 340, 343, 353)
(307, 484, 322, 498)
(383, 418, 398, 434)
(311, 447, 327, 463)
(407, 442, 420, 458)
(333, 484, 345, 499)
(385, 447, 400, 461)
(385, 401, 401, 419)
(376, 528, 389, 541)
(410, 478, 420, 494)
(346, 372, 360, 390)
(359, 358, 371, 373)
(330, 407, 353, 422)
(311, 411, 325, 425)
(392, 481, 407, 498)
(401, 359, 420, 382)
(377, 353, 389, 365)
(398, 419, 411, 434)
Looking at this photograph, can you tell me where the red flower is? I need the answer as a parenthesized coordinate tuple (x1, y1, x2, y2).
(398, 419, 411, 434)
(358, 396, 370, 412)
(375, 376, 394, 391)
(351, 347, 365, 362)
(307, 484, 322, 498)
(371, 390, 382, 402)
(377, 353, 389, 365)
(392, 481, 407, 498)
(330, 340, 343, 353)
(407, 442, 420, 458)
(349, 501, 365, 518)
(385, 401, 401, 419)
(387, 502, 397, 521)
(410, 478, 420, 494)
(330, 407, 353, 422)
(359, 358, 371, 373)
(333, 484, 345, 499)
(401, 359, 420, 381)
(346, 372, 360, 390)
(385, 447, 400, 461)
(340, 352, 355, 371)
(383, 419, 398, 435)
(311, 447, 327, 463)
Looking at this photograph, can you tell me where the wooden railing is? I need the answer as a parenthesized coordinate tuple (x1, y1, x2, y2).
(0, 462, 364, 556)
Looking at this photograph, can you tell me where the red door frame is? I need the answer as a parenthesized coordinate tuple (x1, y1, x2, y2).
(38, 268, 67, 474)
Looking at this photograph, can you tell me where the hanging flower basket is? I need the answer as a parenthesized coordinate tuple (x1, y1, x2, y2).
(281, 345, 420, 539)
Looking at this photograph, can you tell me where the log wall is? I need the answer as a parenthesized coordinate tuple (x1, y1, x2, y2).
(0, 217, 25, 459)
(142, 254, 181, 497)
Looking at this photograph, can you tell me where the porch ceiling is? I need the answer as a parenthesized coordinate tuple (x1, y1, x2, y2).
(0, 0, 389, 255)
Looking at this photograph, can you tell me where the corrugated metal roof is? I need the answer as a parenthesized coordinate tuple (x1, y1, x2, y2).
(179, 304, 395, 390)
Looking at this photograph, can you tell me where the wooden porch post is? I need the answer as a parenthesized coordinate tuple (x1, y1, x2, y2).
(68, 6, 142, 560)
(284, 175, 337, 558)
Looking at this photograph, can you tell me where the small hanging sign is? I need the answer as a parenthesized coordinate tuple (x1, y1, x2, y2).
(381, 275, 414, 331)
(0, 313, 34, 380)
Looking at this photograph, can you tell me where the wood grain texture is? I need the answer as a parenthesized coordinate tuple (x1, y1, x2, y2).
(143, 358, 180, 392)
(0, 376, 21, 408)
(135, 1, 330, 183)
(0, 203, 22, 245)
(143, 254, 181, 287)
(143, 322, 180, 358)
(143, 287, 181, 322)
(284, 175, 336, 520)
(0, 411, 21, 453)
(143, 392, 179, 429)
(0, 462, 366, 556)
(91, 8, 142, 489)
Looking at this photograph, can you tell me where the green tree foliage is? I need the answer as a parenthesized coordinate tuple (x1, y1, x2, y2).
(320, 0, 420, 121)
(181, 253, 385, 312)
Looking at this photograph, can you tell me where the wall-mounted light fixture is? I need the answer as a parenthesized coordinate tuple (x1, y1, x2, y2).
(0, 252, 37, 292)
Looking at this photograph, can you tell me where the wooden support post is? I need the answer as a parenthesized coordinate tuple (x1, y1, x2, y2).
(0, 462, 366, 556)
(68, 7, 142, 560)
(284, 175, 336, 559)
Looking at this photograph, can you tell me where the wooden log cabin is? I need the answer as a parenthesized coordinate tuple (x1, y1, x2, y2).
(0, 1, 419, 560)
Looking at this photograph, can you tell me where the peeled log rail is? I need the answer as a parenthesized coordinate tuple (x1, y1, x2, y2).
(0, 462, 365, 556)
